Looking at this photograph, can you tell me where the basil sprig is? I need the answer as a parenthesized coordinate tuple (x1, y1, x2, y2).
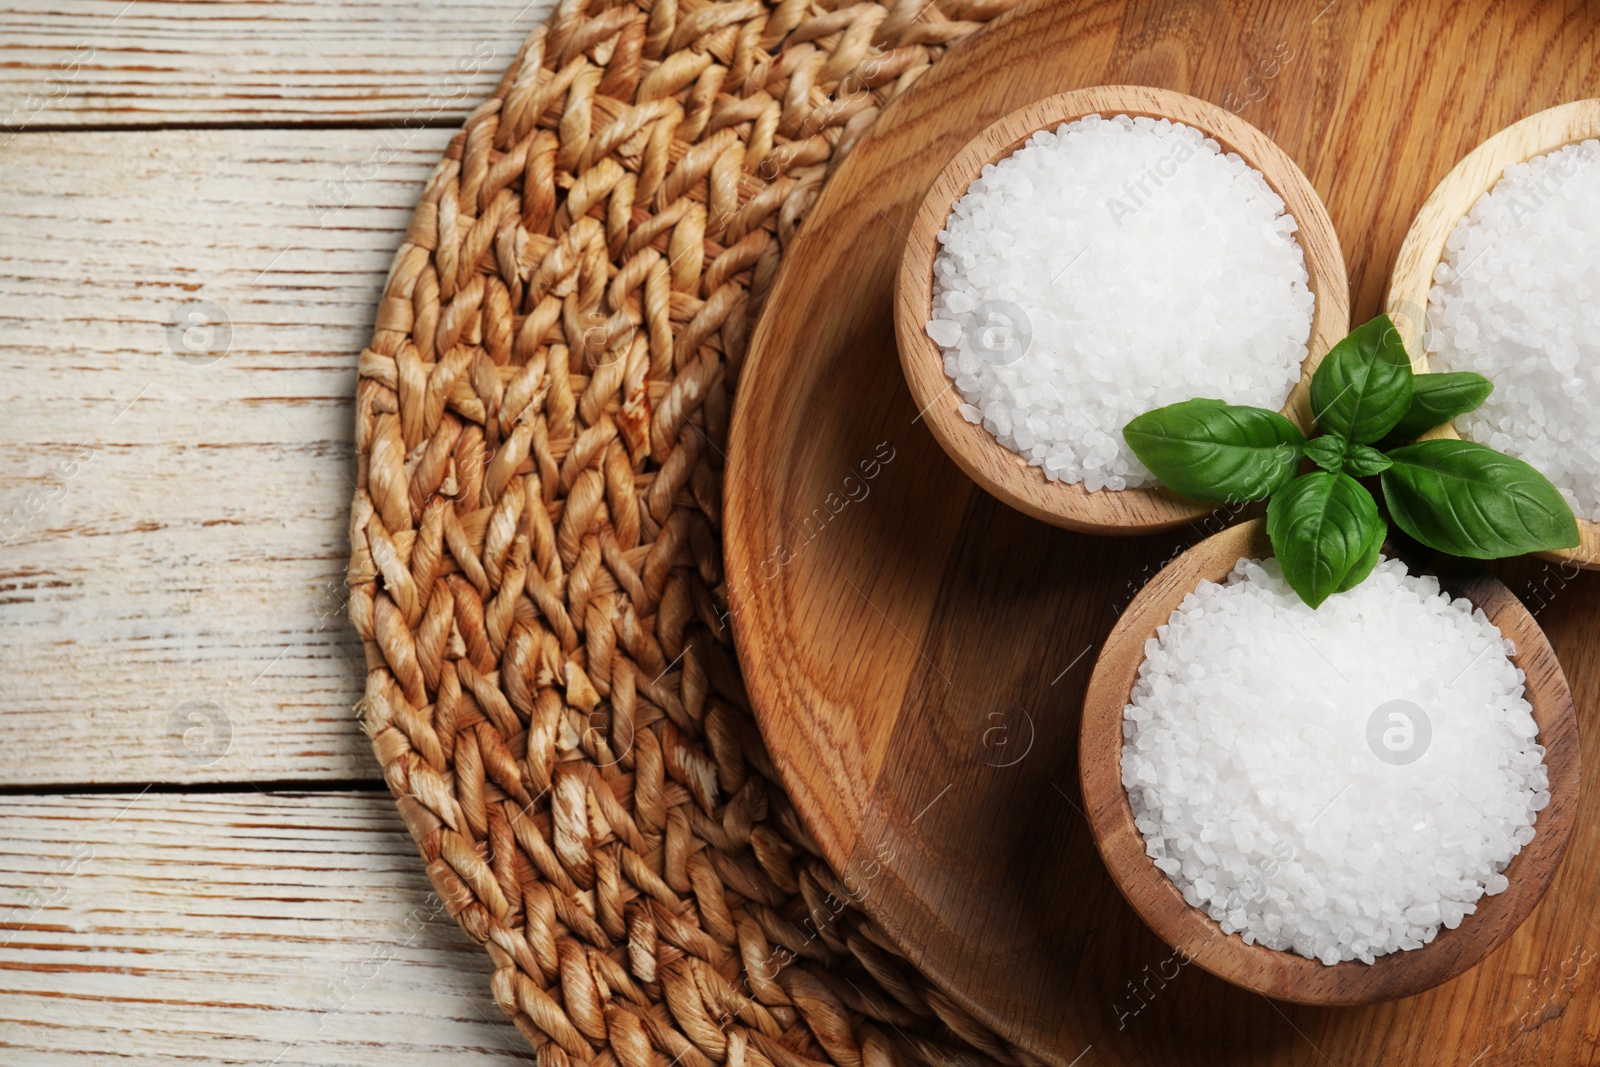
(1123, 313, 1579, 608)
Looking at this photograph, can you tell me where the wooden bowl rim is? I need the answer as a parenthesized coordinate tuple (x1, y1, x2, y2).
(1384, 98, 1600, 570)
(1079, 517, 1582, 1005)
(893, 84, 1351, 536)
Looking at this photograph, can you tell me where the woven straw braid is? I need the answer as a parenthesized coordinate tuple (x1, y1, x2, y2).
(347, 1, 1037, 1064)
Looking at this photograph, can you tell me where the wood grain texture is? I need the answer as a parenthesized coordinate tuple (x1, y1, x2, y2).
(893, 85, 1349, 534)
(0, 0, 552, 130)
(1384, 98, 1600, 569)
(1080, 518, 1581, 1006)
(0, 127, 456, 786)
(726, 0, 1600, 1063)
(0, 791, 532, 1065)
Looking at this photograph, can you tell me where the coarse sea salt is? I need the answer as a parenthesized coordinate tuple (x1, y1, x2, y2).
(1426, 139, 1600, 520)
(1122, 557, 1547, 965)
(925, 113, 1314, 491)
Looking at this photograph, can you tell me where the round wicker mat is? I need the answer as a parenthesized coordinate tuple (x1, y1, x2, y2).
(345, 1, 1037, 1064)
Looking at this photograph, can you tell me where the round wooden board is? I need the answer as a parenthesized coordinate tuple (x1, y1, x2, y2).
(725, 1, 1600, 1065)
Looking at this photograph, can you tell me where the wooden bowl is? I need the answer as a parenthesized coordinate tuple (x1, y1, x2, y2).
(893, 84, 1349, 535)
(1079, 518, 1581, 1005)
(1386, 100, 1600, 569)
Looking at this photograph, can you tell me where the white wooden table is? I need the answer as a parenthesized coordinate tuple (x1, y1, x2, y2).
(0, 3, 559, 1060)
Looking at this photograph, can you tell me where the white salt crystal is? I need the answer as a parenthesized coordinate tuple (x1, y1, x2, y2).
(1426, 139, 1600, 519)
(924, 318, 962, 347)
(924, 113, 1314, 489)
(1122, 557, 1545, 964)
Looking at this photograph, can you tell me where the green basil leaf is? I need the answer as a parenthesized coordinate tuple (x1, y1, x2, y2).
(1123, 399, 1304, 502)
(1381, 439, 1579, 558)
(1391, 372, 1494, 439)
(1309, 314, 1415, 443)
(1336, 512, 1387, 593)
(1266, 472, 1385, 608)
(1303, 435, 1345, 473)
(1342, 443, 1392, 477)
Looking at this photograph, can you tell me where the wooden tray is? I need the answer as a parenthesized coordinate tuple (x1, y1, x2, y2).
(725, 1, 1600, 1064)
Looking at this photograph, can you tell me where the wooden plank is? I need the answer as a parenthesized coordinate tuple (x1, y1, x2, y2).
(0, 128, 457, 786)
(0, 0, 552, 130)
(0, 790, 532, 1065)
